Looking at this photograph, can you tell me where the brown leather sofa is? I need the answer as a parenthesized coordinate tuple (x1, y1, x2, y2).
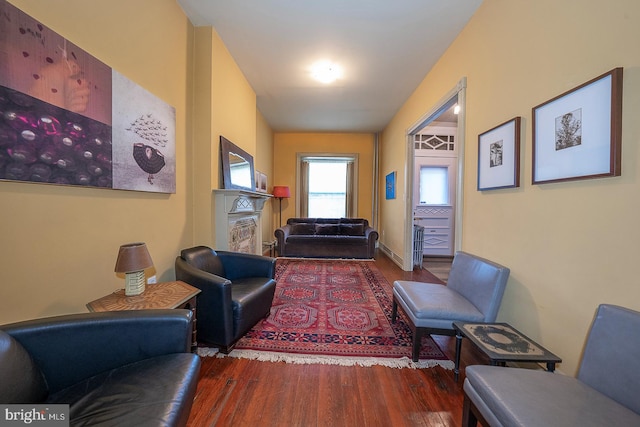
(275, 218, 378, 259)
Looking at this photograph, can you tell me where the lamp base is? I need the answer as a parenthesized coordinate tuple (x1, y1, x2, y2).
(124, 270, 145, 296)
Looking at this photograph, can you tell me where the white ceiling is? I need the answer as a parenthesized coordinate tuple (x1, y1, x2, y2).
(176, 0, 482, 133)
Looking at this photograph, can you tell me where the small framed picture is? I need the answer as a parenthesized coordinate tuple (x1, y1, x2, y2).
(532, 68, 623, 184)
(477, 117, 522, 191)
(255, 170, 267, 192)
(259, 172, 267, 192)
(385, 171, 396, 199)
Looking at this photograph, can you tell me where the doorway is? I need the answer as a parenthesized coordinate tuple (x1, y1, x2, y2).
(403, 79, 466, 270)
(414, 153, 457, 256)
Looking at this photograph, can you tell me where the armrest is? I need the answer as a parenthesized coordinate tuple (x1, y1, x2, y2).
(364, 227, 379, 257)
(216, 250, 276, 281)
(1, 309, 193, 394)
(364, 227, 379, 241)
(275, 225, 291, 250)
(175, 256, 236, 345)
(175, 256, 233, 316)
(175, 256, 232, 289)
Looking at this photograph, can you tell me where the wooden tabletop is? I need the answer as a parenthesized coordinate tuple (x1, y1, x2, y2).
(87, 280, 200, 312)
(453, 321, 561, 363)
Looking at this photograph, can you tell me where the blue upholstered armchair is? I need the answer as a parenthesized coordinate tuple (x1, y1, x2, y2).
(175, 246, 276, 353)
(392, 251, 510, 362)
(463, 304, 640, 426)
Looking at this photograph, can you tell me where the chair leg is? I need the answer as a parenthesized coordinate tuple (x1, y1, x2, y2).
(391, 297, 398, 322)
(462, 393, 490, 427)
(412, 327, 425, 362)
(462, 394, 478, 427)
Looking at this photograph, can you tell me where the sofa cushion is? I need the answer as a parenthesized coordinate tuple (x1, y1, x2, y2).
(315, 218, 340, 224)
(290, 223, 316, 235)
(339, 218, 366, 225)
(0, 330, 48, 403)
(286, 235, 368, 247)
(340, 223, 364, 236)
(230, 276, 277, 338)
(315, 224, 340, 235)
(465, 365, 640, 427)
(47, 353, 200, 427)
(287, 218, 315, 227)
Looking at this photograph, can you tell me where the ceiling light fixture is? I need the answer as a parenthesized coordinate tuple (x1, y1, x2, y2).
(311, 61, 342, 84)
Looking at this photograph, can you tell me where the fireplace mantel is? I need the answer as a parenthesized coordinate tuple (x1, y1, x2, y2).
(213, 189, 272, 254)
(213, 189, 272, 213)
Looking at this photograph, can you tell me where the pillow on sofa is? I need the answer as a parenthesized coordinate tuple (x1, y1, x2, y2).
(340, 218, 364, 224)
(340, 224, 365, 236)
(288, 218, 313, 224)
(315, 224, 340, 235)
(315, 218, 340, 224)
(290, 223, 316, 235)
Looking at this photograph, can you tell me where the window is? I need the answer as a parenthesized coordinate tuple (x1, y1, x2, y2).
(299, 155, 357, 218)
(308, 162, 347, 217)
(419, 166, 449, 205)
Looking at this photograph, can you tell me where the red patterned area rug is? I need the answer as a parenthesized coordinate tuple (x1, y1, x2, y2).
(198, 259, 453, 369)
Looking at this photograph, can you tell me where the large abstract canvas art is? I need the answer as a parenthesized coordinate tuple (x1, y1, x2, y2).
(0, 0, 176, 193)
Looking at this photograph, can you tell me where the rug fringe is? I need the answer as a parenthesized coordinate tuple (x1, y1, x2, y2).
(197, 347, 454, 370)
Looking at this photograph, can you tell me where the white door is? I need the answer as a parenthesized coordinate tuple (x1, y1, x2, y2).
(413, 132, 457, 257)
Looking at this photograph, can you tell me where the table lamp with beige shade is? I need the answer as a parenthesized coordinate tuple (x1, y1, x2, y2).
(114, 242, 154, 296)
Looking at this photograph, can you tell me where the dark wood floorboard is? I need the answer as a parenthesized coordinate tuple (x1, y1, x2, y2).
(186, 251, 488, 427)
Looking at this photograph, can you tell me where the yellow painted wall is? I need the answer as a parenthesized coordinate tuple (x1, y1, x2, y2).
(256, 111, 275, 243)
(191, 27, 214, 247)
(0, 2, 264, 324)
(381, 0, 640, 374)
(191, 27, 258, 248)
(1, 0, 193, 323)
(272, 133, 375, 230)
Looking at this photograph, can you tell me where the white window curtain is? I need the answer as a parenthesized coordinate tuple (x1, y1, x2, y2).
(345, 160, 355, 217)
(299, 160, 310, 217)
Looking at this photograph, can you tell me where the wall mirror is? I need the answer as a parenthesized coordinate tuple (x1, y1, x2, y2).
(220, 136, 255, 191)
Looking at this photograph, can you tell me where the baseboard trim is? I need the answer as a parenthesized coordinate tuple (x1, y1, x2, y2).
(379, 243, 404, 269)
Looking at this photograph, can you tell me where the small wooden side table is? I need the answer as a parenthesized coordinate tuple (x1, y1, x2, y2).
(262, 240, 277, 257)
(453, 321, 562, 381)
(87, 281, 201, 349)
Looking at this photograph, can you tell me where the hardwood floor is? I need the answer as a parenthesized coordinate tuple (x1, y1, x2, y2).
(186, 252, 488, 427)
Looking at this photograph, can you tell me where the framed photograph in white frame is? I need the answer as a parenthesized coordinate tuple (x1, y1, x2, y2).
(477, 117, 521, 191)
(259, 172, 267, 192)
(254, 170, 267, 192)
(532, 68, 623, 184)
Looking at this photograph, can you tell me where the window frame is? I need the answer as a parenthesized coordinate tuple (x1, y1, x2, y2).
(296, 153, 359, 218)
